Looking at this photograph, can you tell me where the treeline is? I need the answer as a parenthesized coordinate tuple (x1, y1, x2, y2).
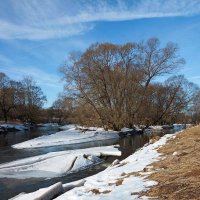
(0, 73, 46, 123)
(2, 38, 199, 129)
(52, 38, 200, 130)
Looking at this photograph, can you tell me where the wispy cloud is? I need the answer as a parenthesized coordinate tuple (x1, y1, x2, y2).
(0, 0, 200, 40)
(0, 20, 93, 40)
(0, 65, 61, 89)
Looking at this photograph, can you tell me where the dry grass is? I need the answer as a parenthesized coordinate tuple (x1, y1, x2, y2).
(89, 188, 111, 194)
(89, 188, 101, 194)
(115, 178, 124, 186)
(149, 135, 161, 144)
(140, 126, 200, 200)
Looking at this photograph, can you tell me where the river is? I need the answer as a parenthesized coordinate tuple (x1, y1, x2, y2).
(0, 126, 180, 200)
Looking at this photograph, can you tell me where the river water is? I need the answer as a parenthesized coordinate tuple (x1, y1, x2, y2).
(0, 127, 179, 200)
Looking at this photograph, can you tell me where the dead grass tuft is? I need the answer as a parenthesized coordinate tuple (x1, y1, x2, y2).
(149, 135, 161, 144)
(89, 188, 111, 195)
(89, 189, 101, 194)
(115, 178, 124, 186)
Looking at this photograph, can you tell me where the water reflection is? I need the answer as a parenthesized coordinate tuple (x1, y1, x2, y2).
(0, 127, 58, 148)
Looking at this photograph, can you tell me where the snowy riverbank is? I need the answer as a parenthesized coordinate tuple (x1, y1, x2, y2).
(11, 131, 180, 200)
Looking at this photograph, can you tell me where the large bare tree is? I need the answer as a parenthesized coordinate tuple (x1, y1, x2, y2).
(61, 38, 185, 130)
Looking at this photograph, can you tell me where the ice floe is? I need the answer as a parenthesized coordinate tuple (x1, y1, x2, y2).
(0, 146, 121, 179)
(12, 127, 119, 149)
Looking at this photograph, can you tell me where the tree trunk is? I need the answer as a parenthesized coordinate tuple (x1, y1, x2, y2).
(3, 110, 8, 123)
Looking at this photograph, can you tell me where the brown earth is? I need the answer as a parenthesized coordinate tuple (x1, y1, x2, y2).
(140, 125, 200, 200)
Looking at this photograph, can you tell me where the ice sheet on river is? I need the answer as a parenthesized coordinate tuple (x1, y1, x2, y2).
(12, 127, 119, 149)
(0, 146, 121, 179)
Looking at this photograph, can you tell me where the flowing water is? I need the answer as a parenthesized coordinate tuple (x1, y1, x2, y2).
(0, 126, 181, 200)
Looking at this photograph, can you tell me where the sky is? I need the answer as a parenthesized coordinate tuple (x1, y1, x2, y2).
(0, 0, 200, 107)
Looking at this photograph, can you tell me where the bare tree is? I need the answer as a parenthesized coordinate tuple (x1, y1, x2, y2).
(50, 94, 75, 124)
(61, 39, 185, 130)
(21, 76, 47, 123)
(0, 73, 13, 122)
(0, 73, 24, 122)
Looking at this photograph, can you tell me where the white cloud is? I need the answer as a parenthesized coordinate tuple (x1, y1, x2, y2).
(0, 20, 93, 40)
(0, 65, 61, 89)
(0, 0, 200, 40)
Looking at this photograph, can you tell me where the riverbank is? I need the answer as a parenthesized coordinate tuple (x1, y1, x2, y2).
(54, 132, 177, 199)
(55, 126, 199, 200)
(0, 127, 150, 199)
(138, 125, 200, 199)
(4, 125, 186, 199)
(11, 127, 181, 199)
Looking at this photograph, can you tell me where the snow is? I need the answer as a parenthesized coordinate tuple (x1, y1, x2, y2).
(120, 127, 143, 133)
(120, 127, 134, 132)
(12, 128, 119, 149)
(11, 180, 87, 200)
(59, 125, 105, 132)
(0, 146, 121, 179)
(63, 179, 86, 192)
(10, 182, 63, 200)
(149, 125, 163, 130)
(37, 123, 59, 127)
(173, 123, 185, 128)
(54, 133, 178, 200)
(59, 124, 77, 131)
(0, 123, 29, 131)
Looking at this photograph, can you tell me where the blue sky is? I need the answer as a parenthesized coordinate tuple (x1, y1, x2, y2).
(0, 0, 200, 107)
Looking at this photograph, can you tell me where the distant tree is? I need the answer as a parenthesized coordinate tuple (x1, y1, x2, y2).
(189, 90, 200, 124)
(50, 94, 75, 124)
(21, 76, 47, 123)
(0, 73, 13, 122)
(8, 80, 25, 120)
(0, 73, 47, 123)
(0, 73, 25, 122)
(142, 75, 199, 125)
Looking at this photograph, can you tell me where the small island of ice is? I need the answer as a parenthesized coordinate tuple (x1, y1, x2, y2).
(12, 126, 119, 149)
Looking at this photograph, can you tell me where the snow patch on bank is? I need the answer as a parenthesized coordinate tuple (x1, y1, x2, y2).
(10, 182, 63, 200)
